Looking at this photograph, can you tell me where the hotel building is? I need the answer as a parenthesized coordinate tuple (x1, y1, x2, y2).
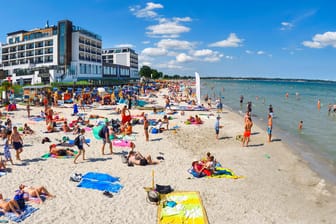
(0, 20, 138, 85)
(102, 47, 138, 79)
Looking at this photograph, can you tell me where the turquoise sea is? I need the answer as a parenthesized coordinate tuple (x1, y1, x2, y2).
(201, 79, 336, 183)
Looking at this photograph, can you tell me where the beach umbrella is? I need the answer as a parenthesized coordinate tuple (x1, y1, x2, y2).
(98, 87, 105, 93)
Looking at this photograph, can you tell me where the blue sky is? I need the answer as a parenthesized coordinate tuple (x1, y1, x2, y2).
(1, 0, 336, 80)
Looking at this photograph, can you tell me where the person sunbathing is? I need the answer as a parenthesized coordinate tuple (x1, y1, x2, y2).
(19, 184, 55, 203)
(195, 115, 202, 124)
(49, 144, 75, 157)
(124, 122, 133, 135)
(127, 150, 158, 166)
(0, 193, 22, 216)
(46, 120, 55, 133)
(89, 114, 106, 119)
(62, 121, 72, 132)
(23, 123, 34, 134)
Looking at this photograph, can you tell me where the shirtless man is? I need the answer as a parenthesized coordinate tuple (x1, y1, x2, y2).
(242, 117, 253, 147)
(10, 126, 24, 160)
(0, 193, 22, 216)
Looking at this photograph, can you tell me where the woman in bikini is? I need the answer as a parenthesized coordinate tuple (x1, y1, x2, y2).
(0, 193, 22, 216)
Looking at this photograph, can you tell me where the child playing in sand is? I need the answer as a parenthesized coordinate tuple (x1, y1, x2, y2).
(74, 129, 90, 164)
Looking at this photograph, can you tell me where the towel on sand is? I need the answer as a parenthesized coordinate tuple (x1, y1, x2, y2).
(0, 205, 38, 223)
(77, 172, 123, 193)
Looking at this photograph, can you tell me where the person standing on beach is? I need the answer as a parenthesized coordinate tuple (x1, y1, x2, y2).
(74, 129, 89, 164)
(242, 117, 253, 147)
(26, 102, 31, 118)
(10, 126, 24, 160)
(214, 115, 223, 140)
(267, 114, 272, 142)
(317, 99, 321, 111)
(143, 115, 149, 141)
(101, 120, 113, 155)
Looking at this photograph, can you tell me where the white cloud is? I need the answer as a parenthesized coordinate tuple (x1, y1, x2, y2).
(157, 39, 193, 50)
(302, 31, 336, 48)
(114, 44, 135, 48)
(209, 33, 243, 47)
(280, 22, 294, 30)
(129, 2, 163, 18)
(173, 17, 192, 22)
(156, 60, 183, 69)
(176, 53, 194, 63)
(193, 49, 213, 57)
(142, 41, 151, 44)
(146, 21, 190, 38)
(225, 56, 234, 60)
(257, 50, 265, 55)
(245, 50, 254, 54)
(141, 47, 167, 56)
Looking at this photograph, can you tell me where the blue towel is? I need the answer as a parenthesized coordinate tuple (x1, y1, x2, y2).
(1, 205, 38, 223)
(77, 178, 123, 193)
(68, 139, 91, 145)
(82, 172, 119, 182)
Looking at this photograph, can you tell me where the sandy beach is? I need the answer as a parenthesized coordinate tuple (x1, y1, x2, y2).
(0, 87, 336, 224)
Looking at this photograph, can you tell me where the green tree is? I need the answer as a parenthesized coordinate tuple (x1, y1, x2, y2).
(151, 69, 160, 79)
(139, 65, 152, 78)
(1, 80, 11, 105)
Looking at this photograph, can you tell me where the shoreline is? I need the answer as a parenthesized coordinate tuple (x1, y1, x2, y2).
(0, 85, 335, 223)
(222, 102, 336, 186)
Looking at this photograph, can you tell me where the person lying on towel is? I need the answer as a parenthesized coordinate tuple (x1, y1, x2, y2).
(49, 144, 75, 157)
(17, 184, 55, 203)
(0, 193, 23, 216)
(127, 144, 159, 166)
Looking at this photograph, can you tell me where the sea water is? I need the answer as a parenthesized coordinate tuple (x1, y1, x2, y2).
(201, 79, 336, 183)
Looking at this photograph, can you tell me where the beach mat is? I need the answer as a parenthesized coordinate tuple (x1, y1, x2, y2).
(1, 205, 38, 223)
(158, 191, 208, 224)
(77, 172, 123, 193)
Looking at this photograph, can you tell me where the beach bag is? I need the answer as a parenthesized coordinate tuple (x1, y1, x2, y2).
(151, 128, 158, 134)
(147, 190, 160, 204)
(70, 173, 82, 182)
(155, 184, 173, 194)
(98, 126, 105, 138)
(74, 135, 80, 147)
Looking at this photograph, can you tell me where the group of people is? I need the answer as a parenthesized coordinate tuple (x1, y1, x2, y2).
(0, 185, 54, 216)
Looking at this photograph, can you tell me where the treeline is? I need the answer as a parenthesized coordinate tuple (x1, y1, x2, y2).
(139, 66, 193, 79)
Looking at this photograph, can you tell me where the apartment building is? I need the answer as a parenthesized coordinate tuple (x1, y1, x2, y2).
(102, 47, 138, 78)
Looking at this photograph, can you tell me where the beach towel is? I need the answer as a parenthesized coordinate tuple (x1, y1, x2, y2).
(0, 172, 6, 177)
(112, 140, 132, 147)
(0, 205, 38, 223)
(77, 172, 123, 193)
(188, 167, 242, 179)
(29, 117, 44, 122)
(158, 191, 208, 224)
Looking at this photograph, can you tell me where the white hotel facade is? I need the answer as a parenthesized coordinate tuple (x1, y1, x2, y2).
(0, 20, 138, 85)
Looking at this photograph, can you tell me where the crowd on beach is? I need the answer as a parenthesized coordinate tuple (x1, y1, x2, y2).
(1, 79, 335, 222)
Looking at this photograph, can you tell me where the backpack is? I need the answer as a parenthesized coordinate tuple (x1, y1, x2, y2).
(74, 135, 81, 147)
(98, 126, 106, 138)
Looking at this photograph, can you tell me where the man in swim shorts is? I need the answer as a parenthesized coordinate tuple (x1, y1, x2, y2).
(10, 126, 24, 160)
(242, 117, 253, 147)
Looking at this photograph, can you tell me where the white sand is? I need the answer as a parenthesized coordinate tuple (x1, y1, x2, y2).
(0, 88, 335, 224)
